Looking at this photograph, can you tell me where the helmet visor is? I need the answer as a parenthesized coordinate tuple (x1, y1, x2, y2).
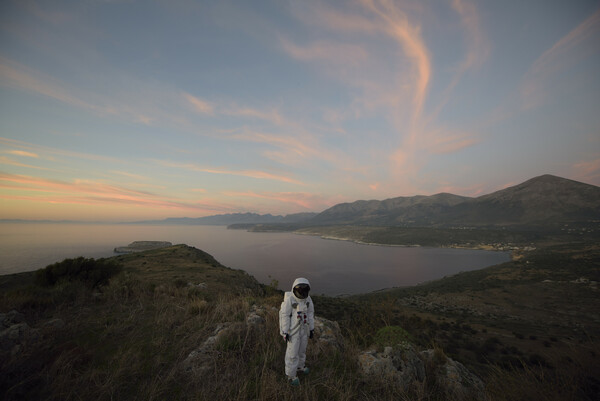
(293, 283, 310, 299)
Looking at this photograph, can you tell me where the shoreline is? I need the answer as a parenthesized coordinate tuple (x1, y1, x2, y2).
(293, 230, 520, 258)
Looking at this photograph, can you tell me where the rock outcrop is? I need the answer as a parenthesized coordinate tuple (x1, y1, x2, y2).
(359, 343, 485, 400)
(359, 343, 425, 387)
(182, 305, 269, 374)
(313, 316, 344, 351)
(182, 307, 344, 375)
(0, 310, 41, 356)
(421, 349, 486, 400)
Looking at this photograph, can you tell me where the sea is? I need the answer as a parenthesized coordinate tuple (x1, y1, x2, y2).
(0, 223, 510, 296)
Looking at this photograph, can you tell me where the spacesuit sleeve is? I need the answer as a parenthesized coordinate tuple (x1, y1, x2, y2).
(279, 293, 292, 336)
(307, 296, 315, 331)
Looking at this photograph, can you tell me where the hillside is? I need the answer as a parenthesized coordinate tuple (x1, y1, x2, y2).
(1, 240, 599, 400)
(310, 175, 600, 229)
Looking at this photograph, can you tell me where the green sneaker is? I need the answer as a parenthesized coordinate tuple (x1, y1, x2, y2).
(298, 367, 310, 375)
(289, 377, 300, 386)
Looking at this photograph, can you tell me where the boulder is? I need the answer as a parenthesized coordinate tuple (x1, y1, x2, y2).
(0, 318, 40, 356)
(183, 309, 264, 375)
(44, 318, 66, 329)
(359, 344, 485, 400)
(0, 310, 25, 328)
(246, 305, 267, 328)
(313, 316, 344, 350)
(358, 343, 425, 387)
(421, 349, 485, 400)
(182, 322, 238, 374)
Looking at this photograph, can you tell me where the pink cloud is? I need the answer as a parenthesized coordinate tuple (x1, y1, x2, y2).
(183, 92, 215, 115)
(358, 0, 432, 135)
(223, 190, 336, 211)
(7, 150, 39, 158)
(0, 156, 47, 170)
(572, 158, 600, 184)
(426, 131, 480, 154)
(0, 172, 237, 214)
(280, 38, 369, 66)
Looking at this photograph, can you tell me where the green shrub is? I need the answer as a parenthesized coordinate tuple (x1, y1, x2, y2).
(373, 325, 413, 347)
(35, 257, 122, 289)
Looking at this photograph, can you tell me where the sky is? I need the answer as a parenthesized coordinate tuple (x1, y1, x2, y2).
(0, 0, 599, 222)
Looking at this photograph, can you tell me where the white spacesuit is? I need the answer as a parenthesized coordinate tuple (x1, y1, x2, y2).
(279, 277, 315, 385)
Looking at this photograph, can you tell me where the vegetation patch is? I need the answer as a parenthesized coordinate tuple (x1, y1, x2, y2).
(373, 325, 413, 347)
(35, 257, 122, 289)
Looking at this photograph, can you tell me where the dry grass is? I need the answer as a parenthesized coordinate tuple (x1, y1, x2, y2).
(2, 244, 599, 400)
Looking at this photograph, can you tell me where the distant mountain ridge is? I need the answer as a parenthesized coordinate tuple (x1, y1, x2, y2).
(3, 175, 597, 229)
(128, 212, 319, 225)
(309, 175, 600, 228)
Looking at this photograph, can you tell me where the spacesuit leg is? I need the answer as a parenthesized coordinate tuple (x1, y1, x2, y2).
(284, 332, 301, 378)
(297, 328, 308, 371)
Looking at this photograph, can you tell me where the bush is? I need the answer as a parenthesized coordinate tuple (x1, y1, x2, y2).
(35, 257, 122, 289)
(373, 325, 413, 347)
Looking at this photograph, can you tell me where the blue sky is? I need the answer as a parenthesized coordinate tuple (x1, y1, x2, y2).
(1, 0, 599, 221)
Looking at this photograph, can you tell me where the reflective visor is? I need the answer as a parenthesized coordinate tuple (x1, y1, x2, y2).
(293, 283, 310, 299)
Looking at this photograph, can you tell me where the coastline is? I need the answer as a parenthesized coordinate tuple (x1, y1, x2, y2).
(293, 229, 521, 259)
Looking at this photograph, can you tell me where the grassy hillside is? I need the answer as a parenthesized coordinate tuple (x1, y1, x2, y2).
(1, 242, 599, 400)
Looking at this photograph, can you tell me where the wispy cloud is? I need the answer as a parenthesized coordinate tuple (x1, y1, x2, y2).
(280, 38, 369, 67)
(183, 92, 215, 115)
(0, 137, 124, 164)
(157, 160, 304, 185)
(430, 0, 489, 118)
(7, 150, 39, 158)
(359, 0, 431, 137)
(223, 106, 286, 127)
(451, 0, 489, 71)
(0, 57, 97, 111)
(0, 172, 236, 213)
(521, 8, 600, 110)
(223, 190, 336, 211)
(0, 156, 47, 170)
(572, 158, 600, 184)
(426, 130, 480, 154)
(109, 170, 149, 181)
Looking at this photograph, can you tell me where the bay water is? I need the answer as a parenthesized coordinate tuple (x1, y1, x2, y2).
(0, 223, 510, 295)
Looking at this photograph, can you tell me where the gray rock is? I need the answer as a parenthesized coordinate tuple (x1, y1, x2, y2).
(358, 342, 425, 387)
(44, 318, 66, 329)
(1, 310, 25, 328)
(313, 316, 344, 350)
(182, 322, 241, 374)
(187, 282, 207, 289)
(359, 344, 485, 400)
(0, 321, 40, 355)
(246, 305, 266, 327)
(421, 349, 486, 400)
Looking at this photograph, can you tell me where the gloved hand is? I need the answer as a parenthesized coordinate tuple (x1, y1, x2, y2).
(284, 333, 290, 342)
(309, 330, 314, 339)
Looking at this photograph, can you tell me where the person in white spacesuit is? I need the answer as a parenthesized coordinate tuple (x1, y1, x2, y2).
(279, 277, 315, 386)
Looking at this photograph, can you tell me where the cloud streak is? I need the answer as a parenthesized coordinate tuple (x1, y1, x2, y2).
(223, 190, 337, 211)
(521, 8, 600, 110)
(157, 161, 304, 185)
(0, 172, 236, 214)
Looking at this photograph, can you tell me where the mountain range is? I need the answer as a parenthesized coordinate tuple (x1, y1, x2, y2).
(309, 174, 600, 228)
(127, 212, 319, 225)
(5, 174, 596, 229)
(128, 174, 600, 229)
